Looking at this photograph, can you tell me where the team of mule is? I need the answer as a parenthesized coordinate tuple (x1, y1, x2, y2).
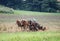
(16, 19, 46, 31)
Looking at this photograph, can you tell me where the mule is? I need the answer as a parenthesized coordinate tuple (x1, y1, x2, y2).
(16, 19, 29, 31)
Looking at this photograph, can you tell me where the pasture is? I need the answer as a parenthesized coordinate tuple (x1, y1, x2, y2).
(0, 10, 60, 41)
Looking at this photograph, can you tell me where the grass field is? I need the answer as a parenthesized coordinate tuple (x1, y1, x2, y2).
(0, 10, 60, 32)
(0, 31, 60, 41)
(0, 9, 60, 41)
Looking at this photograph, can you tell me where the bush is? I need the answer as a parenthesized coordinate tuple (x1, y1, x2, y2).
(0, 5, 14, 14)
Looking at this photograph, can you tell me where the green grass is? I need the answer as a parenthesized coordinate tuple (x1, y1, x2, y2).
(0, 10, 60, 16)
(14, 10, 57, 15)
(0, 31, 60, 41)
(9, 10, 59, 16)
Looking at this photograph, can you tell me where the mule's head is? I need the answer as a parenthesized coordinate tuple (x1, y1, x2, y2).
(42, 27, 46, 31)
(16, 20, 21, 27)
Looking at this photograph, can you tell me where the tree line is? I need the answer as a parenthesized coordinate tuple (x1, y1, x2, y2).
(0, 0, 60, 12)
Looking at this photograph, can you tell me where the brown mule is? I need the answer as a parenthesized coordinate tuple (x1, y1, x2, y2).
(16, 19, 29, 31)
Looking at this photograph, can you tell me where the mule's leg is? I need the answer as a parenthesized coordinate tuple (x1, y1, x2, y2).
(21, 27, 23, 31)
(24, 25, 28, 31)
(34, 27, 38, 31)
(26, 25, 29, 31)
(32, 26, 35, 31)
(28, 26, 31, 31)
(23, 27, 25, 31)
